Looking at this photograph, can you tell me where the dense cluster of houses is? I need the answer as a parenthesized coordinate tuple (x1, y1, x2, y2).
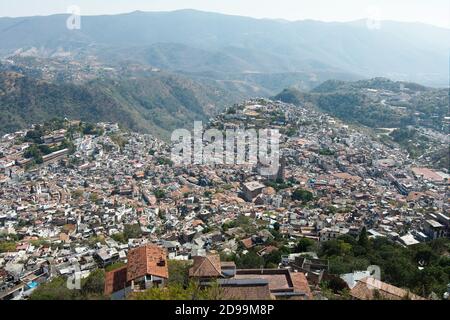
(0, 98, 448, 300)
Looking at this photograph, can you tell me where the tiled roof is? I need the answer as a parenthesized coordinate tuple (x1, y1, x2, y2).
(126, 244, 169, 282)
(333, 172, 361, 182)
(350, 277, 425, 300)
(233, 269, 311, 300)
(234, 271, 290, 291)
(411, 167, 443, 182)
(221, 281, 272, 300)
(290, 272, 313, 299)
(257, 246, 278, 256)
(241, 237, 254, 249)
(189, 255, 222, 278)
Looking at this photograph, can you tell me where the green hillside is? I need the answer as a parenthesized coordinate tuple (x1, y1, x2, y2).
(275, 78, 449, 131)
(0, 71, 240, 138)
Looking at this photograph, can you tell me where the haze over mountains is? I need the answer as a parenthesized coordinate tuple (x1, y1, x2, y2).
(0, 9, 449, 87)
(0, 9, 449, 139)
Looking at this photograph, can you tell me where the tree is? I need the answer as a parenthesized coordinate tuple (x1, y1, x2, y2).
(264, 250, 282, 267)
(0, 241, 16, 253)
(158, 209, 166, 220)
(414, 247, 438, 266)
(24, 145, 44, 163)
(38, 144, 53, 155)
(154, 189, 166, 200)
(60, 139, 76, 153)
(81, 269, 105, 297)
(89, 193, 99, 203)
(204, 191, 212, 198)
(235, 251, 264, 269)
(123, 224, 142, 240)
(130, 281, 223, 300)
(327, 255, 370, 276)
(269, 228, 283, 242)
(157, 157, 173, 166)
(325, 276, 349, 294)
(295, 238, 315, 253)
(220, 252, 237, 263)
(25, 128, 43, 144)
(292, 189, 313, 203)
(30, 277, 80, 300)
(168, 260, 191, 286)
(412, 266, 448, 296)
(82, 123, 97, 135)
(357, 227, 369, 248)
(320, 240, 352, 257)
(31, 272, 108, 300)
(111, 232, 126, 244)
(319, 236, 450, 297)
(273, 222, 280, 231)
(319, 149, 335, 156)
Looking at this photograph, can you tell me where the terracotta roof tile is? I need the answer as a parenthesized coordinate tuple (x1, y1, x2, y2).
(234, 273, 290, 291)
(241, 237, 254, 249)
(126, 244, 168, 282)
(189, 255, 222, 278)
(350, 277, 425, 300)
(290, 272, 312, 299)
(221, 283, 272, 300)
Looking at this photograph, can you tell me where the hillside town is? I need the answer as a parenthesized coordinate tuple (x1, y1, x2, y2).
(0, 99, 448, 300)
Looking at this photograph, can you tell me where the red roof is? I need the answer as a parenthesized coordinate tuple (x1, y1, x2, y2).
(221, 283, 272, 300)
(290, 272, 313, 299)
(241, 237, 254, 249)
(189, 255, 222, 278)
(126, 244, 169, 281)
(350, 277, 425, 300)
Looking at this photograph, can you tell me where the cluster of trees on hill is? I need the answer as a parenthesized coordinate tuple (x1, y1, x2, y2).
(220, 226, 449, 298)
(274, 78, 449, 132)
(19, 120, 98, 168)
(319, 231, 450, 297)
(0, 70, 237, 139)
(388, 127, 449, 170)
(389, 127, 429, 158)
(30, 269, 107, 300)
(110, 224, 143, 244)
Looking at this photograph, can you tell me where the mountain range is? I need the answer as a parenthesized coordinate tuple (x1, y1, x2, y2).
(1, 9, 449, 87)
(0, 10, 448, 140)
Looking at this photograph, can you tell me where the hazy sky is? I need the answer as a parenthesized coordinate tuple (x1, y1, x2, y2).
(1, 0, 449, 28)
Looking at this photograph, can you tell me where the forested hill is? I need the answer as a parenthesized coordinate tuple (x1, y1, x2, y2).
(274, 78, 449, 131)
(0, 70, 240, 138)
